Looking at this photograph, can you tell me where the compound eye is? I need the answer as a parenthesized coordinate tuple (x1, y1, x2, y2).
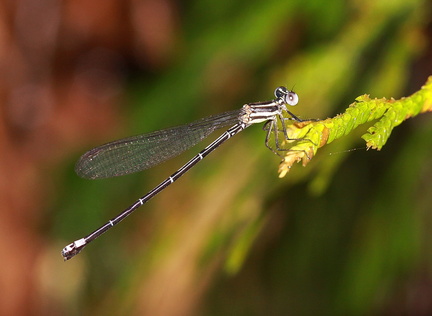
(285, 91, 299, 106)
(274, 86, 288, 99)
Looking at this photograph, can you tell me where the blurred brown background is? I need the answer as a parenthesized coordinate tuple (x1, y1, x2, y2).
(1, 0, 432, 315)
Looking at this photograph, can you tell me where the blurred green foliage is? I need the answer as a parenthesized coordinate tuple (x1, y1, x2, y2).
(55, 0, 432, 315)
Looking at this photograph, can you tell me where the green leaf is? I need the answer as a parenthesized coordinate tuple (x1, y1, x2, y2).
(279, 76, 432, 177)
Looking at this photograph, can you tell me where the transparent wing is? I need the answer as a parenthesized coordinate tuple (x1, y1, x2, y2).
(75, 109, 242, 179)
